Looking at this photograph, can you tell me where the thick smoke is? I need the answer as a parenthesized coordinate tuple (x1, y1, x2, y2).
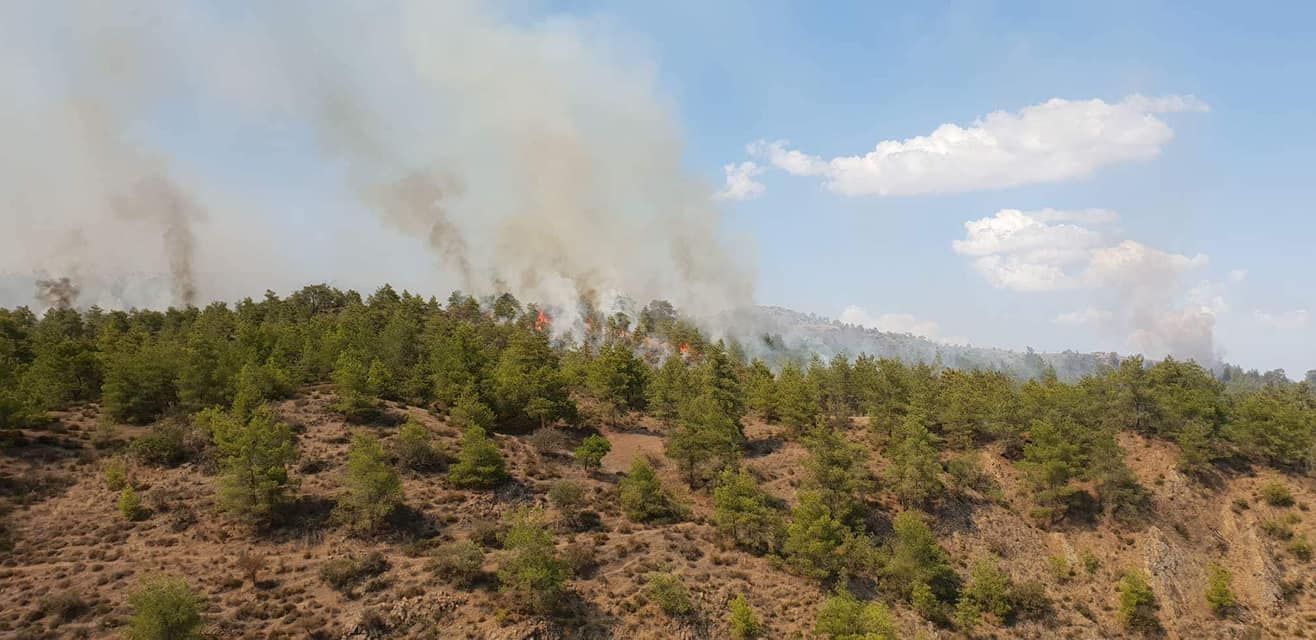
(0, 0, 753, 319)
(34, 277, 80, 311)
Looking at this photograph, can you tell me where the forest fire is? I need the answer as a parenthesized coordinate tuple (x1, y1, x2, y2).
(535, 310, 549, 333)
(678, 342, 691, 356)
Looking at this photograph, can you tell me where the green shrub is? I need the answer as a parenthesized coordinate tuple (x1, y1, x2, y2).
(125, 575, 204, 640)
(1260, 518, 1294, 540)
(574, 434, 611, 470)
(713, 466, 782, 555)
(1047, 554, 1073, 582)
(118, 486, 145, 521)
(447, 426, 508, 489)
(1009, 580, 1052, 622)
(498, 508, 570, 613)
(619, 458, 682, 523)
(103, 456, 130, 491)
(129, 421, 191, 466)
(548, 479, 587, 528)
(1117, 570, 1160, 634)
(1288, 534, 1312, 561)
(39, 591, 88, 622)
(206, 407, 298, 522)
(1261, 481, 1294, 507)
(882, 511, 960, 610)
(962, 556, 1013, 620)
(1081, 550, 1101, 576)
(393, 419, 442, 471)
(814, 589, 898, 640)
(1204, 563, 1236, 616)
(728, 593, 762, 639)
(430, 541, 485, 588)
(320, 552, 389, 592)
(337, 434, 404, 533)
(647, 572, 692, 616)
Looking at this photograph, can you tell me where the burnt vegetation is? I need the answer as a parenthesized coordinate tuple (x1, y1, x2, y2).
(0, 284, 1314, 638)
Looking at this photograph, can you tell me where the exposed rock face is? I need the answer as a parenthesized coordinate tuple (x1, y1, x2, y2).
(1142, 525, 1196, 618)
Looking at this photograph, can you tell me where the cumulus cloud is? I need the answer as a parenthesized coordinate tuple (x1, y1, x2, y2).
(714, 161, 765, 201)
(747, 95, 1207, 196)
(955, 207, 1223, 364)
(839, 305, 967, 345)
(1254, 309, 1311, 330)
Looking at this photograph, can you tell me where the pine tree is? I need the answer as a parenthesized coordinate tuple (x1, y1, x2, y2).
(448, 426, 509, 488)
(338, 433, 404, 532)
(885, 410, 943, 508)
(207, 406, 298, 522)
(712, 467, 781, 554)
(498, 507, 570, 613)
(776, 362, 820, 436)
(666, 392, 744, 487)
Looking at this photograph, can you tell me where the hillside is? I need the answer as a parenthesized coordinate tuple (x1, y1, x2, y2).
(1, 287, 1315, 639)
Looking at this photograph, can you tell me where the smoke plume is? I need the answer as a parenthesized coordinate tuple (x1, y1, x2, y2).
(0, 0, 754, 320)
(34, 277, 80, 310)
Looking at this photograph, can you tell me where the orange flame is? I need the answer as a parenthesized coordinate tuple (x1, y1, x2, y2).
(584, 319, 594, 331)
(535, 310, 549, 333)
(678, 342, 690, 356)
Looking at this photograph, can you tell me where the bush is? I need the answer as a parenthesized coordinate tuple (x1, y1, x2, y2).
(430, 541, 485, 588)
(1047, 554, 1072, 582)
(1009, 580, 1052, 623)
(119, 486, 145, 521)
(728, 594, 762, 639)
(103, 456, 130, 491)
(647, 572, 692, 616)
(393, 419, 442, 471)
(574, 434, 611, 470)
(548, 480, 587, 528)
(337, 434, 404, 533)
(447, 426, 508, 489)
(320, 552, 389, 591)
(129, 421, 191, 466)
(1261, 481, 1295, 507)
(713, 466, 782, 555)
(1205, 563, 1236, 616)
(1288, 534, 1312, 561)
(619, 458, 681, 523)
(527, 426, 571, 454)
(1117, 570, 1160, 634)
(814, 590, 898, 640)
(962, 556, 1013, 620)
(125, 575, 204, 640)
(206, 407, 298, 522)
(39, 591, 88, 622)
(1081, 550, 1101, 576)
(498, 508, 570, 613)
(882, 511, 960, 609)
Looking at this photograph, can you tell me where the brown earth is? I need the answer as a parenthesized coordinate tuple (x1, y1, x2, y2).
(1, 390, 1314, 639)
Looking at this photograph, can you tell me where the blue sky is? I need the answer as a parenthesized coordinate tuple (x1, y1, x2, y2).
(532, 0, 1315, 374)
(1, 1, 1311, 375)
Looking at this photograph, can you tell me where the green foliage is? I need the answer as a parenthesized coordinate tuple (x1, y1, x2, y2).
(645, 355, 694, 421)
(880, 511, 960, 609)
(430, 541, 485, 588)
(712, 467, 782, 554)
(814, 590, 898, 640)
(1289, 534, 1312, 561)
(101, 340, 179, 424)
(449, 387, 495, 432)
(1260, 481, 1294, 507)
(498, 508, 570, 613)
(129, 420, 194, 467)
(548, 479, 588, 526)
(587, 340, 648, 424)
(330, 353, 382, 423)
(647, 572, 693, 615)
(1117, 570, 1160, 634)
(1225, 386, 1315, 470)
(489, 329, 575, 429)
(338, 434, 404, 532)
(125, 575, 204, 640)
(742, 360, 778, 422)
(775, 362, 819, 436)
(448, 426, 508, 489)
(802, 425, 870, 526)
(574, 434, 611, 470)
(393, 418, 442, 471)
(666, 392, 744, 487)
(119, 486, 145, 521)
(885, 410, 943, 508)
(619, 457, 682, 523)
(782, 491, 867, 580)
(1204, 563, 1236, 616)
(207, 406, 298, 521)
(103, 456, 130, 491)
(727, 593, 762, 639)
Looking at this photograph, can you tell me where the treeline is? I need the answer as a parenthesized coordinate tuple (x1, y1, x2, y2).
(2, 283, 1313, 479)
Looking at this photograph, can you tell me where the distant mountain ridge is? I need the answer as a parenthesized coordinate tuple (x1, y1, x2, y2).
(729, 305, 1119, 381)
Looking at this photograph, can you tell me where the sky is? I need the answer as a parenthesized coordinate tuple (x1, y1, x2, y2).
(0, 1, 1312, 376)
(544, 0, 1315, 375)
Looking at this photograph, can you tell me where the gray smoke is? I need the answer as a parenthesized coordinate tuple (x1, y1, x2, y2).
(34, 276, 80, 310)
(0, 0, 755, 319)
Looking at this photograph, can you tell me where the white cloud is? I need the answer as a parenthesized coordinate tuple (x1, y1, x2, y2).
(1254, 309, 1311, 330)
(955, 207, 1227, 364)
(714, 161, 765, 201)
(1227, 269, 1248, 284)
(749, 95, 1207, 196)
(839, 305, 966, 344)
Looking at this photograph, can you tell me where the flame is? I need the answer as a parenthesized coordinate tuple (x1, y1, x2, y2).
(678, 342, 690, 356)
(584, 319, 594, 331)
(535, 310, 549, 333)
